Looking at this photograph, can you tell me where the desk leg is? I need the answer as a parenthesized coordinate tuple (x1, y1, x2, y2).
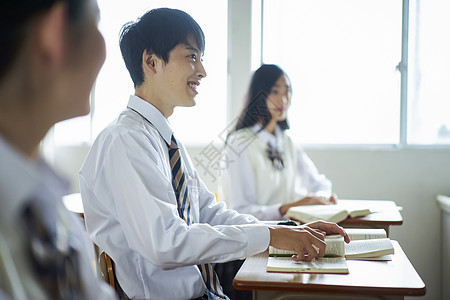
(253, 290, 404, 300)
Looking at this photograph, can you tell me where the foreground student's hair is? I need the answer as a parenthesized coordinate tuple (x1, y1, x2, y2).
(119, 8, 205, 87)
(233, 64, 292, 134)
(0, 0, 89, 82)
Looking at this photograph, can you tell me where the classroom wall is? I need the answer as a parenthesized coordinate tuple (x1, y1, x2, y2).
(305, 148, 450, 300)
(54, 145, 449, 300)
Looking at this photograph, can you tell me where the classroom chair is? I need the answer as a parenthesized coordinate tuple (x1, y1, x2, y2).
(98, 251, 129, 299)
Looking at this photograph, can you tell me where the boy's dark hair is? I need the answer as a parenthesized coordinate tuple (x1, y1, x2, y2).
(232, 64, 291, 134)
(119, 8, 205, 87)
(0, 0, 87, 81)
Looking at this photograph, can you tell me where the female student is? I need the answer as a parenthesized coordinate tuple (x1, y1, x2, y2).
(222, 64, 337, 221)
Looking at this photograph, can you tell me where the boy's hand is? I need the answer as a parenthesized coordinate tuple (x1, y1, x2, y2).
(268, 225, 326, 261)
(305, 220, 350, 243)
(268, 221, 349, 261)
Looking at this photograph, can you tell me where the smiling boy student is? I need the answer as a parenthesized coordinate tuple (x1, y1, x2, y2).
(79, 8, 349, 300)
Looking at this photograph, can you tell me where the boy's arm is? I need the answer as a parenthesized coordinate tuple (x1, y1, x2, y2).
(91, 132, 269, 268)
(195, 171, 263, 226)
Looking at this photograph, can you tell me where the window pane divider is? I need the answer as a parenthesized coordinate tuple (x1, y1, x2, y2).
(399, 0, 410, 147)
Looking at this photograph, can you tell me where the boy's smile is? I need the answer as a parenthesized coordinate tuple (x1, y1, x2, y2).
(156, 37, 206, 116)
(188, 80, 200, 96)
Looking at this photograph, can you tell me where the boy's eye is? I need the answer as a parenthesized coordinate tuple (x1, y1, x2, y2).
(189, 54, 197, 61)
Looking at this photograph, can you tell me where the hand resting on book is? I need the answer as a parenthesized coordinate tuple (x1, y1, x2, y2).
(279, 193, 338, 216)
(268, 220, 350, 262)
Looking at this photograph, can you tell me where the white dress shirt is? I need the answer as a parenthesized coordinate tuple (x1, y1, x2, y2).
(222, 124, 332, 221)
(79, 95, 270, 300)
(0, 136, 114, 300)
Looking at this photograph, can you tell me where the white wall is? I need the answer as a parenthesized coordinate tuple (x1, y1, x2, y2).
(306, 147, 450, 300)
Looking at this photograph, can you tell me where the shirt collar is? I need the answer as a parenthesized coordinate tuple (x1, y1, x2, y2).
(251, 123, 283, 150)
(127, 95, 173, 146)
(0, 135, 69, 223)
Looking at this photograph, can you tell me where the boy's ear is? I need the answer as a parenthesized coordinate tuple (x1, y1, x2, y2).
(142, 50, 159, 74)
(36, 2, 66, 68)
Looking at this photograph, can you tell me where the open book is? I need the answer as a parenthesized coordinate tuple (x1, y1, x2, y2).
(267, 230, 394, 274)
(286, 203, 372, 223)
(269, 228, 394, 260)
(267, 256, 349, 274)
(345, 238, 393, 260)
(267, 235, 348, 274)
(269, 235, 344, 258)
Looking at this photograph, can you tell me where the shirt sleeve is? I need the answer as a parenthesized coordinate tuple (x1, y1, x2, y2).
(295, 146, 332, 196)
(223, 139, 283, 221)
(89, 131, 269, 269)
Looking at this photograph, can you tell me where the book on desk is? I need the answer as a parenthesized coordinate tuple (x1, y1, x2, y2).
(235, 241, 426, 298)
(267, 228, 394, 274)
(285, 203, 372, 223)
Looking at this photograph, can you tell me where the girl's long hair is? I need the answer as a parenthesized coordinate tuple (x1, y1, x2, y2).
(232, 64, 291, 135)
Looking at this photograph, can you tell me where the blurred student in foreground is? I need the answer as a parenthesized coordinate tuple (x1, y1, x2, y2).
(0, 0, 113, 298)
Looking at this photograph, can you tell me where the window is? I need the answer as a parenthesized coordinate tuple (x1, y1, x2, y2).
(260, 0, 450, 146)
(52, 0, 450, 147)
(53, 0, 228, 145)
(261, 0, 403, 144)
(407, 0, 450, 144)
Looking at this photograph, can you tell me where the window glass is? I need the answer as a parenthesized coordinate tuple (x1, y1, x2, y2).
(54, 0, 228, 145)
(262, 0, 403, 144)
(408, 0, 450, 144)
(54, 115, 91, 146)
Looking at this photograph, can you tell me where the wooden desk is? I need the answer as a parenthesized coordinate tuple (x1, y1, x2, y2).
(339, 200, 402, 237)
(233, 241, 425, 300)
(296, 200, 403, 237)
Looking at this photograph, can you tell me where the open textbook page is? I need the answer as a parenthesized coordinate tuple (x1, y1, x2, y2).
(345, 238, 394, 259)
(267, 257, 349, 274)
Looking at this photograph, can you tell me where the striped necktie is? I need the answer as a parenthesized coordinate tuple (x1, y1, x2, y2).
(168, 135, 225, 298)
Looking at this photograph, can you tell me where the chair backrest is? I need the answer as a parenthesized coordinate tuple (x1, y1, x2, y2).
(98, 251, 116, 288)
(98, 251, 129, 299)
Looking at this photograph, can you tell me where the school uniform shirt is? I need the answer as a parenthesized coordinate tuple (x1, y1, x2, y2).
(79, 95, 270, 300)
(0, 136, 114, 300)
(222, 124, 332, 221)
